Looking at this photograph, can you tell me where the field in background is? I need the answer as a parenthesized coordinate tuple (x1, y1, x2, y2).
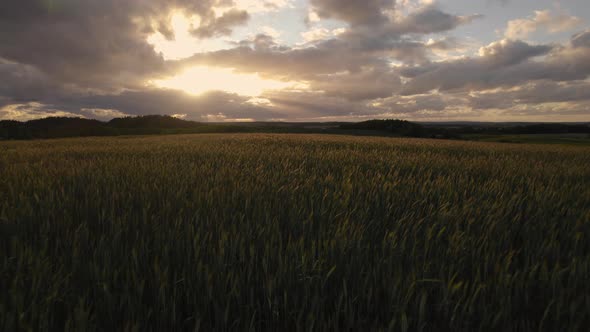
(3, 116, 589, 145)
(1, 134, 589, 331)
(464, 133, 590, 146)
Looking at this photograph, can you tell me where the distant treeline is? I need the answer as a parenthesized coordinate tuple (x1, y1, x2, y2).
(0, 115, 254, 139)
(339, 120, 464, 139)
(1, 115, 589, 140)
(446, 123, 590, 135)
(340, 119, 427, 137)
(339, 120, 590, 138)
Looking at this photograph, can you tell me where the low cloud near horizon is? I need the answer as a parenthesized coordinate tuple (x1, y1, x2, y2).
(1, 0, 589, 122)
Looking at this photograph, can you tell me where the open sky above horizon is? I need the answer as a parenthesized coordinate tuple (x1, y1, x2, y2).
(1, 0, 589, 122)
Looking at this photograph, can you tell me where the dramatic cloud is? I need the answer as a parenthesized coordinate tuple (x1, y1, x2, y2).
(400, 37, 589, 95)
(0, 103, 84, 121)
(0, 59, 55, 103)
(477, 39, 553, 66)
(392, 5, 482, 35)
(0, 0, 249, 90)
(0, 0, 589, 122)
(309, 0, 395, 26)
(191, 9, 250, 38)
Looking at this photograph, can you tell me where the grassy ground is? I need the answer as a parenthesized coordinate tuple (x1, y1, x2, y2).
(1, 134, 589, 331)
(463, 133, 590, 146)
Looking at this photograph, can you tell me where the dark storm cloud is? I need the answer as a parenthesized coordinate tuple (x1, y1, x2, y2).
(1, 0, 588, 122)
(376, 80, 590, 119)
(0, 97, 11, 108)
(309, 0, 395, 26)
(263, 91, 369, 119)
(375, 94, 459, 117)
(469, 81, 590, 109)
(0, 0, 248, 91)
(392, 5, 482, 35)
(309, 66, 402, 100)
(0, 0, 483, 120)
(309, 0, 480, 34)
(400, 38, 590, 95)
(0, 59, 54, 103)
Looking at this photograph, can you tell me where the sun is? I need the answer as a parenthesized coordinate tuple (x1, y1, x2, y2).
(152, 66, 297, 97)
(147, 12, 303, 97)
(147, 12, 227, 60)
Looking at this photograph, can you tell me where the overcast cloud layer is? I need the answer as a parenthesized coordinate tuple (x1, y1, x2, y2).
(1, 0, 589, 122)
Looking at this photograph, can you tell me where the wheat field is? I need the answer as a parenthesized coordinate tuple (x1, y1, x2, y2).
(1, 134, 589, 331)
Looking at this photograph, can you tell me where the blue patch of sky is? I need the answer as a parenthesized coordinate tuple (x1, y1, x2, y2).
(214, 0, 588, 53)
(438, 0, 588, 45)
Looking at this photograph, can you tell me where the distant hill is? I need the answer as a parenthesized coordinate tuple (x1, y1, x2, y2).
(339, 119, 426, 137)
(501, 123, 590, 135)
(0, 115, 205, 139)
(0, 117, 106, 139)
(440, 123, 590, 135)
(340, 120, 590, 137)
(1, 115, 589, 140)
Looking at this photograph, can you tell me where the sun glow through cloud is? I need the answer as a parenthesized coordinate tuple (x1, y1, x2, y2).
(2, 0, 590, 123)
(147, 13, 226, 60)
(152, 67, 298, 96)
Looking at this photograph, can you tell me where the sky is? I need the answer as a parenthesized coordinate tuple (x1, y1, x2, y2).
(1, 0, 589, 122)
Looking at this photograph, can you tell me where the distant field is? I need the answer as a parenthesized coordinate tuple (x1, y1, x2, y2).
(464, 133, 590, 146)
(1, 134, 589, 331)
